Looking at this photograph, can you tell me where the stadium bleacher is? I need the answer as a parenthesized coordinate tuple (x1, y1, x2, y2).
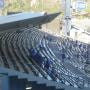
(0, 12, 90, 90)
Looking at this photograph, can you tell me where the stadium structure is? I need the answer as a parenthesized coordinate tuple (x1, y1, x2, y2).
(0, 11, 90, 90)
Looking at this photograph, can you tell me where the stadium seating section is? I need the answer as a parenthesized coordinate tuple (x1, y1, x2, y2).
(0, 27, 90, 90)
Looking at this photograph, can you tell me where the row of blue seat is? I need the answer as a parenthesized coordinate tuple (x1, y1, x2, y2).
(25, 28, 84, 88)
(0, 27, 90, 90)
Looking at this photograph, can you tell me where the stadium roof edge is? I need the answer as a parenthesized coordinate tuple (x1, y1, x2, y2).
(0, 12, 61, 32)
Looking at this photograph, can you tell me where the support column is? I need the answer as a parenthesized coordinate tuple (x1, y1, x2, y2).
(63, 0, 72, 36)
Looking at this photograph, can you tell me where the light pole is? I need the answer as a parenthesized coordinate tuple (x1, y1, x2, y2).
(62, 0, 72, 36)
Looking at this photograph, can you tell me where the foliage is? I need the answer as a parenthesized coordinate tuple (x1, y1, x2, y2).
(1, 0, 60, 15)
(0, 0, 89, 16)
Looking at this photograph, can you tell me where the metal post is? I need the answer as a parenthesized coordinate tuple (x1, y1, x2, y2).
(63, 0, 72, 36)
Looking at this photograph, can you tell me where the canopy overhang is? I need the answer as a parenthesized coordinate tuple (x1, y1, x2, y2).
(0, 12, 61, 31)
